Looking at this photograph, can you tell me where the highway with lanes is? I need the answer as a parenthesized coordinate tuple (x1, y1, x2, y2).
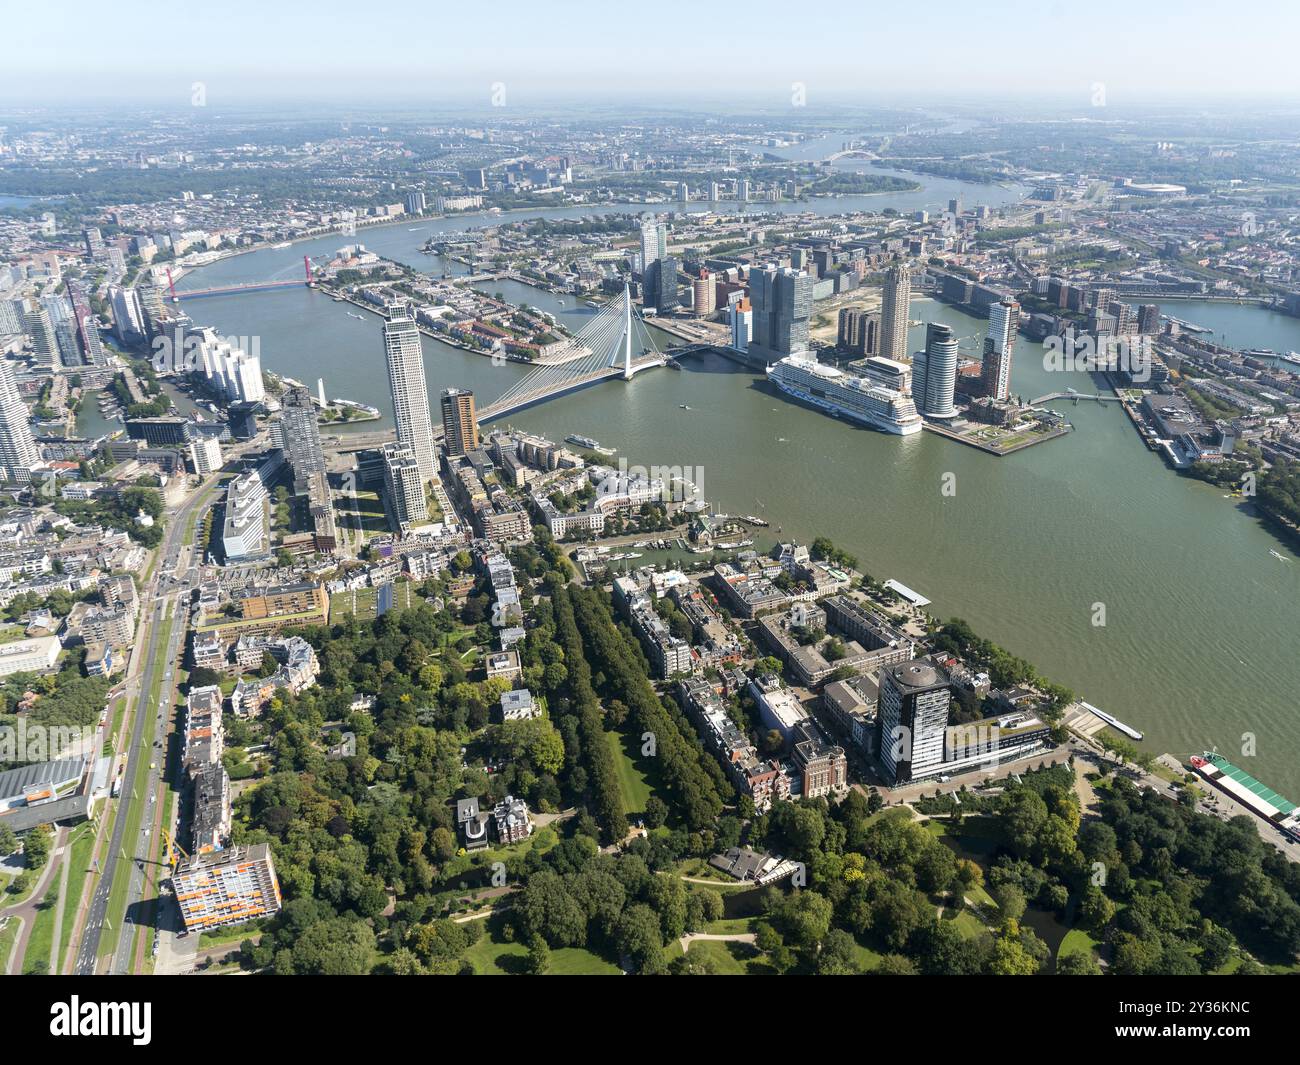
(73, 470, 230, 974)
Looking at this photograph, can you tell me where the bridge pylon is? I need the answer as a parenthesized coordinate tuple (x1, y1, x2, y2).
(622, 282, 633, 381)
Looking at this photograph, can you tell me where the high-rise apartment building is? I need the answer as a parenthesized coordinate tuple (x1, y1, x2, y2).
(279, 386, 326, 494)
(382, 442, 429, 532)
(748, 264, 812, 363)
(82, 227, 105, 260)
(639, 218, 665, 270)
(730, 298, 752, 352)
(383, 302, 437, 484)
(876, 659, 951, 784)
(440, 387, 479, 458)
(837, 307, 880, 357)
(193, 330, 264, 404)
(879, 264, 911, 361)
(23, 307, 58, 367)
(68, 284, 105, 366)
(54, 320, 81, 368)
(188, 435, 223, 476)
(0, 299, 21, 335)
(137, 284, 166, 338)
(913, 323, 958, 420)
(0, 358, 38, 481)
(171, 843, 282, 934)
(109, 285, 146, 345)
(646, 257, 678, 313)
(1112, 301, 1138, 337)
(639, 217, 668, 305)
(692, 272, 716, 315)
(980, 299, 1019, 401)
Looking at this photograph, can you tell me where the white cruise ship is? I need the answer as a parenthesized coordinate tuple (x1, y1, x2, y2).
(767, 356, 923, 435)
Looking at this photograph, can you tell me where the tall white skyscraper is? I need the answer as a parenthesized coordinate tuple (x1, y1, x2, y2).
(879, 264, 911, 362)
(109, 285, 146, 345)
(639, 218, 665, 270)
(913, 323, 958, 420)
(383, 303, 437, 485)
(0, 358, 39, 481)
(193, 329, 263, 404)
(981, 299, 1019, 401)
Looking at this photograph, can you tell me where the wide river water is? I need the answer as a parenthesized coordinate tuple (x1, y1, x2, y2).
(172, 176, 1300, 798)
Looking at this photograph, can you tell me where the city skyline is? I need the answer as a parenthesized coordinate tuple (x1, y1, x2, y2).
(4, 2, 1300, 996)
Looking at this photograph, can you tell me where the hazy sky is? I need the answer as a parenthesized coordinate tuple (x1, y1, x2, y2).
(4, 0, 1298, 107)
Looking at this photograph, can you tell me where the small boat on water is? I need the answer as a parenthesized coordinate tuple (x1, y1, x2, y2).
(679, 404, 690, 410)
(1270, 549, 1289, 562)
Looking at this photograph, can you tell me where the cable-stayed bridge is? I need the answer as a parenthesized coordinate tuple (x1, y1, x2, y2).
(323, 285, 684, 455)
(474, 284, 666, 424)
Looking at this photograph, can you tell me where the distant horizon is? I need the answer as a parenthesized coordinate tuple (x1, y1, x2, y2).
(4, 89, 1300, 116)
(6, 0, 1300, 107)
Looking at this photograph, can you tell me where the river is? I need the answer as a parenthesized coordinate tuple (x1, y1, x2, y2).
(171, 181, 1300, 800)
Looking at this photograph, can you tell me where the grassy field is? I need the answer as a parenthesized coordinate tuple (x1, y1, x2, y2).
(103, 696, 128, 756)
(462, 924, 622, 975)
(56, 823, 97, 972)
(1057, 926, 1104, 967)
(22, 887, 58, 973)
(672, 937, 760, 974)
(464, 826, 560, 872)
(429, 624, 482, 670)
(0, 914, 19, 970)
(702, 916, 758, 935)
(199, 920, 263, 949)
(942, 907, 990, 941)
(606, 729, 654, 816)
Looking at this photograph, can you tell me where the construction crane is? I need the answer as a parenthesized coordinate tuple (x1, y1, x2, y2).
(162, 829, 190, 873)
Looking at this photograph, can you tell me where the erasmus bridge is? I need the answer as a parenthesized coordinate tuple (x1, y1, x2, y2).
(333, 284, 673, 453)
(474, 283, 667, 423)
